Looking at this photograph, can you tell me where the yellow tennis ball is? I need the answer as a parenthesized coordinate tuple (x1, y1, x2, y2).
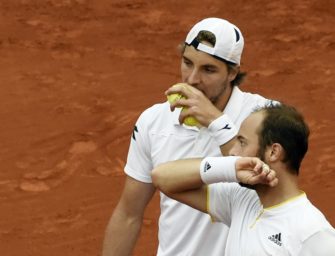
(166, 83, 199, 127)
(181, 107, 199, 126)
(167, 92, 184, 104)
(184, 116, 199, 126)
(167, 83, 187, 104)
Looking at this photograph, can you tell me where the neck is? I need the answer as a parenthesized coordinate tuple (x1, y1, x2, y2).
(256, 167, 302, 208)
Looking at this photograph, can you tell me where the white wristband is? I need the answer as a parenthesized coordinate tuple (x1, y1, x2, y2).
(199, 156, 240, 184)
(208, 114, 238, 146)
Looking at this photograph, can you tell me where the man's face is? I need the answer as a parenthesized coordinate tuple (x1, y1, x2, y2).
(180, 45, 233, 109)
(229, 111, 265, 158)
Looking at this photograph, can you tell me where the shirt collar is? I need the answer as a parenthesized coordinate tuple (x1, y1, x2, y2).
(263, 192, 307, 215)
(223, 86, 244, 123)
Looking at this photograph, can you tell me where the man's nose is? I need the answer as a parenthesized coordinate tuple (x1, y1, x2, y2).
(228, 143, 238, 156)
(187, 68, 201, 85)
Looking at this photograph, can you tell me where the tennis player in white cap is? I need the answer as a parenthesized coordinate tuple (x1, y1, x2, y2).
(103, 17, 276, 256)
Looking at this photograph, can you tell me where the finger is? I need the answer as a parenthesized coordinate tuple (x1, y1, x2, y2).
(262, 170, 278, 186)
(262, 163, 270, 176)
(169, 97, 191, 112)
(252, 158, 263, 174)
(171, 98, 189, 108)
(268, 177, 279, 187)
(178, 106, 196, 125)
(237, 157, 263, 174)
(165, 83, 190, 96)
(252, 162, 266, 179)
(266, 170, 276, 181)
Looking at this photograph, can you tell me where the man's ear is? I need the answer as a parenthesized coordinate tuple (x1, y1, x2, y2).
(267, 143, 284, 162)
(228, 65, 239, 83)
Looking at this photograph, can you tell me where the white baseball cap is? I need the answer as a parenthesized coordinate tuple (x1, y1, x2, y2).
(185, 17, 244, 65)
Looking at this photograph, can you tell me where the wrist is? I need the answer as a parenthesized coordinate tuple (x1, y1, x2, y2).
(208, 114, 238, 146)
(199, 156, 240, 184)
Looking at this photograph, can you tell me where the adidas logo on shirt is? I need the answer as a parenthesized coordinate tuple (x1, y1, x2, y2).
(268, 233, 282, 246)
(204, 162, 211, 172)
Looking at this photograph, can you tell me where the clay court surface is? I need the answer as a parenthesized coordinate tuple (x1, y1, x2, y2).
(0, 0, 334, 255)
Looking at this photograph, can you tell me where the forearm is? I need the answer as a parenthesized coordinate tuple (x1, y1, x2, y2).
(152, 157, 239, 195)
(152, 159, 203, 193)
(102, 207, 143, 256)
(152, 157, 240, 215)
(152, 157, 275, 195)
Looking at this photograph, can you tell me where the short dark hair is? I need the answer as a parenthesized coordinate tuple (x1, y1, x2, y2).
(180, 30, 246, 86)
(256, 103, 310, 174)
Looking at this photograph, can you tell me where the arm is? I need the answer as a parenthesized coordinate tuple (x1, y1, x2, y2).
(151, 157, 277, 214)
(152, 158, 208, 212)
(298, 229, 335, 256)
(102, 176, 156, 256)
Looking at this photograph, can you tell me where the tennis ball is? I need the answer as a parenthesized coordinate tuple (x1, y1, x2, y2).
(167, 83, 199, 127)
(167, 83, 186, 104)
(184, 115, 199, 126)
(167, 92, 185, 104)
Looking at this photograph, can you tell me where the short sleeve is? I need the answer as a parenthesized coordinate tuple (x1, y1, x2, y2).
(207, 183, 258, 227)
(124, 110, 153, 183)
(207, 183, 240, 226)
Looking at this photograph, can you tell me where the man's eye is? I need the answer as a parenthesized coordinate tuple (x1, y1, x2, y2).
(239, 140, 246, 146)
(183, 59, 192, 66)
(205, 68, 215, 73)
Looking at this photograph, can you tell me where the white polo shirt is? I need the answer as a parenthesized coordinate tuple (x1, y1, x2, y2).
(125, 87, 271, 255)
(208, 183, 335, 255)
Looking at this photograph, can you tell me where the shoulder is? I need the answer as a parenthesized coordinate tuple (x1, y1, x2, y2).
(292, 198, 334, 241)
(225, 87, 279, 127)
(238, 87, 277, 107)
(298, 228, 335, 256)
(306, 205, 333, 231)
(137, 101, 174, 128)
(139, 101, 170, 120)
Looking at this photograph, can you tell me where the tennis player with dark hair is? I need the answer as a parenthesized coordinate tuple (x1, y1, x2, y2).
(152, 103, 335, 255)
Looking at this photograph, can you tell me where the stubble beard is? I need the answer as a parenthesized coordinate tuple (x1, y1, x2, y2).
(209, 79, 230, 109)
